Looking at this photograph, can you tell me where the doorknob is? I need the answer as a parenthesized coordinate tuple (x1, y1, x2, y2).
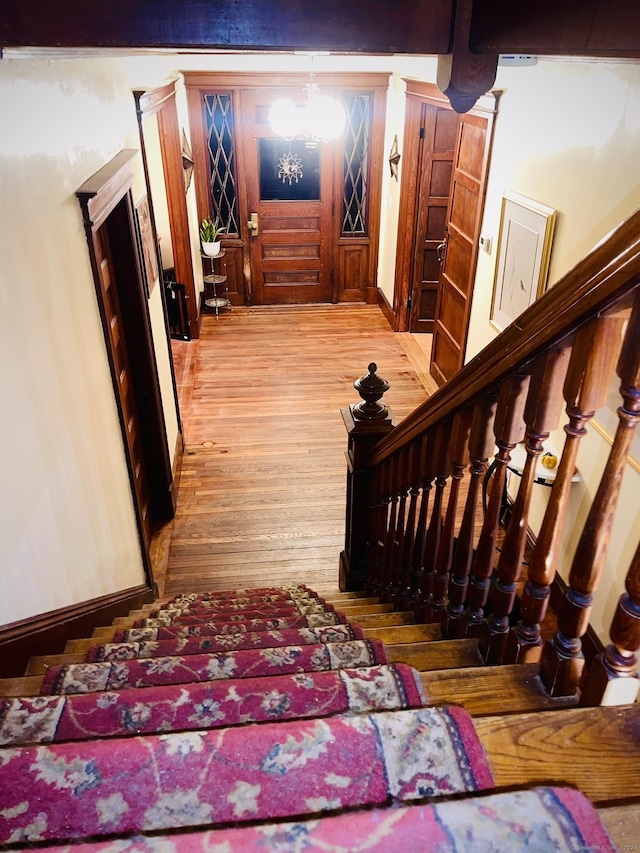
(437, 237, 447, 265)
(247, 213, 259, 237)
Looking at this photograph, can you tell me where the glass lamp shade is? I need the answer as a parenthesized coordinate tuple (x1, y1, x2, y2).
(268, 98, 300, 139)
(268, 91, 346, 145)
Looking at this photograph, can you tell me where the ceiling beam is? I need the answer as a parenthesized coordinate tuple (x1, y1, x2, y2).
(0, 0, 453, 54)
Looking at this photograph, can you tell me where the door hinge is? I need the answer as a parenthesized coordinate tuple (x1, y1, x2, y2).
(407, 297, 412, 312)
(419, 127, 425, 139)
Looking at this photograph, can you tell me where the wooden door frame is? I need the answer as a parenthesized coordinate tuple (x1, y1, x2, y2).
(134, 82, 200, 339)
(393, 80, 497, 347)
(393, 81, 454, 331)
(76, 150, 175, 592)
(185, 71, 389, 306)
(133, 82, 183, 438)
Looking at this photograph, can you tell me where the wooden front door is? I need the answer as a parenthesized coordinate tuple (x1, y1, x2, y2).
(240, 88, 334, 305)
(430, 108, 495, 386)
(409, 103, 458, 333)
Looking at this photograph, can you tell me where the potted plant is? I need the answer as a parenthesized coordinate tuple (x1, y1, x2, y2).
(200, 218, 226, 256)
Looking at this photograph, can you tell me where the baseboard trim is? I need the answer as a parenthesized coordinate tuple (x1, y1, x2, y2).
(377, 288, 396, 330)
(0, 584, 154, 678)
(170, 430, 184, 509)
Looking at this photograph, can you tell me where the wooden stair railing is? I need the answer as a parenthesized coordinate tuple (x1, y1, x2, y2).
(341, 206, 640, 704)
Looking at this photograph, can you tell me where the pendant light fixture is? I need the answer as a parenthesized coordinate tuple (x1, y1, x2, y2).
(268, 71, 346, 150)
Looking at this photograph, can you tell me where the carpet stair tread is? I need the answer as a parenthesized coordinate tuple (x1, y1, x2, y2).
(386, 638, 484, 671)
(474, 704, 640, 805)
(0, 705, 493, 844)
(420, 663, 581, 716)
(1, 581, 634, 849)
(0, 663, 426, 746)
(38, 639, 388, 695)
(17, 786, 617, 852)
(42, 625, 366, 673)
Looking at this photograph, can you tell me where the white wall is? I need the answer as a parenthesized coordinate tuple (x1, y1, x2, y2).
(464, 59, 640, 642)
(0, 58, 177, 624)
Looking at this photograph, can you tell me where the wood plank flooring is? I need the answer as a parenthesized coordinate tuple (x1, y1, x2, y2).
(164, 305, 433, 595)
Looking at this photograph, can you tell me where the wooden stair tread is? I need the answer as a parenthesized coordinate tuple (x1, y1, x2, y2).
(362, 624, 441, 644)
(26, 653, 86, 675)
(0, 676, 44, 697)
(386, 639, 483, 671)
(335, 603, 395, 615)
(65, 638, 101, 654)
(597, 802, 640, 848)
(420, 664, 580, 716)
(475, 704, 640, 805)
(323, 596, 379, 605)
(350, 611, 415, 628)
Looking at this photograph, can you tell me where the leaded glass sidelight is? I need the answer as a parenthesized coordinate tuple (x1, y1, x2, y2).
(342, 94, 371, 236)
(204, 93, 239, 236)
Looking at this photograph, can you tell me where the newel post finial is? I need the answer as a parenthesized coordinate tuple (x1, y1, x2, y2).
(352, 362, 390, 420)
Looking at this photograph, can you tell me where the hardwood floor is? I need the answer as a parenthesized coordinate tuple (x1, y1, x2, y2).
(163, 305, 433, 595)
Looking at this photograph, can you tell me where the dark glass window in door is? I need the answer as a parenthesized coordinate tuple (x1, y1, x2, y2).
(342, 93, 371, 235)
(259, 139, 320, 201)
(204, 93, 239, 235)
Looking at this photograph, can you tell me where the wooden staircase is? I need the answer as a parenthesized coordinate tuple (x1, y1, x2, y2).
(1, 589, 638, 848)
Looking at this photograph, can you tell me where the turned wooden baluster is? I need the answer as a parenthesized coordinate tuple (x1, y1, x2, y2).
(507, 317, 623, 662)
(408, 432, 437, 612)
(442, 392, 498, 639)
(398, 439, 424, 610)
(481, 346, 571, 664)
(424, 407, 473, 623)
(370, 459, 391, 596)
(540, 292, 640, 696)
(390, 447, 411, 605)
(415, 422, 451, 622)
(366, 464, 385, 595)
(465, 372, 530, 637)
(581, 537, 640, 706)
(380, 455, 400, 603)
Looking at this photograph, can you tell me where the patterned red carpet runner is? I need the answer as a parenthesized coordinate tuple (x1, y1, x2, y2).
(0, 584, 616, 849)
(31, 787, 614, 852)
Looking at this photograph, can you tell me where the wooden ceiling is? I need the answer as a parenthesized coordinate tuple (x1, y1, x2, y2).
(1, 0, 638, 111)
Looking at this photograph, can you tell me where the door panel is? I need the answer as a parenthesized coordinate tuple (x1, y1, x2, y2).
(95, 225, 153, 548)
(431, 109, 495, 386)
(409, 104, 457, 333)
(240, 88, 333, 305)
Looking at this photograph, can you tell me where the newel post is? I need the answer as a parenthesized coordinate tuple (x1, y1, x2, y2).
(340, 363, 394, 591)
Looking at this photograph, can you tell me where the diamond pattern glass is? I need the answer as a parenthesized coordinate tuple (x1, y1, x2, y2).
(204, 94, 239, 237)
(342, 94, 371, 235)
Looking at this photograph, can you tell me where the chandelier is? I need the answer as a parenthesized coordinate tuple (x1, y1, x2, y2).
(268, 74, 346, 149)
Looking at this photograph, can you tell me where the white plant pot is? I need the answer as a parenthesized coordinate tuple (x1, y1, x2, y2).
(202, 240, 221, 257)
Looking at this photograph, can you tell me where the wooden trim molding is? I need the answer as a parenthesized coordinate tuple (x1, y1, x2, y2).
(0, 585, 154, 679)
(171, 429, 185, 508)
(378, 288, 396, 330)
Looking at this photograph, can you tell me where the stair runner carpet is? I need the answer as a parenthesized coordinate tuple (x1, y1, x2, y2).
(32, 787, 615, 852)
(0, 584, 617, 850)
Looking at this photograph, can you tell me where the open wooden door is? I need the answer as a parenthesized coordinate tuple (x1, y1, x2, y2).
(409, 103, 458, 332)
(430, 104, 496, 386)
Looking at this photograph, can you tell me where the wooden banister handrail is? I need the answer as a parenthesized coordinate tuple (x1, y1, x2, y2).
(341, 207, 640, 704)
(370, 208, 640, 467)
